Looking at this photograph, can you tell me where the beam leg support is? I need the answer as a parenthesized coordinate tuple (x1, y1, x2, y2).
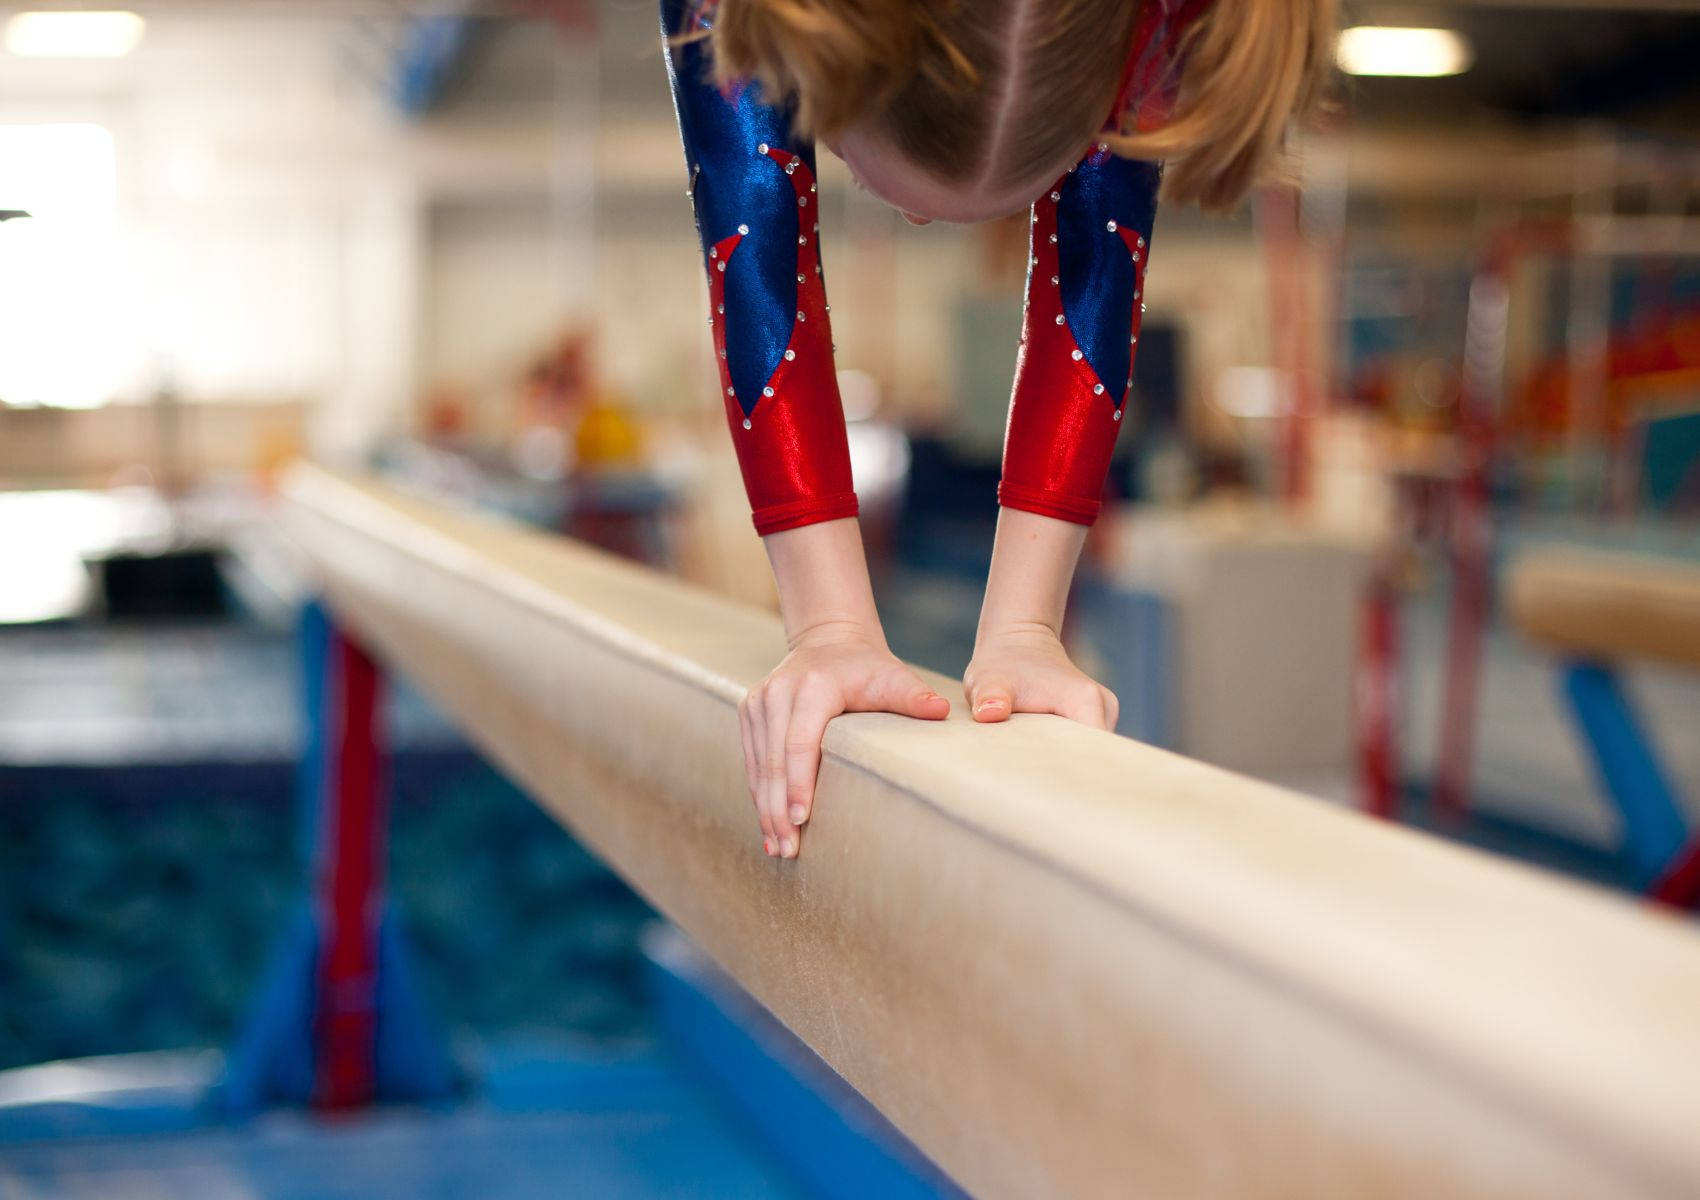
(1561, 660, 1689, 884)
(217, 602, 455, 1115)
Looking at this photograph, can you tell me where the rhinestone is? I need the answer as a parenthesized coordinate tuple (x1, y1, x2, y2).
(1130, 334, 1137, 344)
(798, 236, 807, 245)
(799, 196, 808, 207)
(831, 343, 837, 351)
(797, 311, 805, 321)
(815, 266, 822, 275)
(1048, 233, 1058, 244)
(1097, 141, 1108, 152)
(1050, 275, 1059, 285)
(726, 387, 735, 396)
(1031, 212, 1039, 223)
(1050, 191, 1060, 201)
(785, 162, 796, 175)
(810, 183, 817, 192)
(716, 304, 724, 313)
(709, 247, 717, 258)
(1106, 219, 1118, 232)
(797, 273, 804, 282)
(743, 418, 752, 429)
(719, 349, 726, 358)
(813, 223, 819, 232)
(824, 304, 831, 313)
(1133, 251, 1140, 262)
(784, 349, 795, 361)
(758, 142, 769, 154)
(716, 261, 725, 272)
(738, 223, 750, 235)
(1141, 302, 1147, 312)
(1112, 409, 1122, 421)
(1093, 383, 1105, 395)
(1071, 349, 1083, 361)
(1054, 314, 1065, 326)
(1134, 289, 1141, 299)
(763, 386, 774, 397)
(1031, 256, 1039, 266)
(1137, 235, 1145, 248)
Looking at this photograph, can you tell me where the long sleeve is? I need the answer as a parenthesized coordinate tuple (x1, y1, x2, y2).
(998, 0, 1204, 526)
(997, 147, 1161, 526)
(662, 0, 858, 536)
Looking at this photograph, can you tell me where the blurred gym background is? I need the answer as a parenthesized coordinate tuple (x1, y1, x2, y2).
(2, 1, 1698, 1196)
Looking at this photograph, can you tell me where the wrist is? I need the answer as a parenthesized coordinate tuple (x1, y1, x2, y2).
(787, 613, 888, 653)
(763, 517, 883, 647)
(974, 614, 1063, 648)
(975, 507, 1085, 648)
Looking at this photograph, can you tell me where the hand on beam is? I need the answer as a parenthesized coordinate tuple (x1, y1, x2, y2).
(965, 508, 1119, 730)
(752, 519, 948, 858)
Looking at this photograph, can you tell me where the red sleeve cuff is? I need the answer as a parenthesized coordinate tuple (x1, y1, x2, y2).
(751, 493, 860, 536)
(997, 481, 1102, 526)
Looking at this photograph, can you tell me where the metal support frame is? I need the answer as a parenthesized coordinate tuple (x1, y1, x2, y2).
(1560, 659, 1690, 885)
(217, 602, 455, 1114)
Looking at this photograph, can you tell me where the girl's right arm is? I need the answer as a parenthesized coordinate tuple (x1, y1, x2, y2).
(663, 0, 948, 858)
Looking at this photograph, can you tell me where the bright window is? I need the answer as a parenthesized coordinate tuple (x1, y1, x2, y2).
(0, 124, 129, 409)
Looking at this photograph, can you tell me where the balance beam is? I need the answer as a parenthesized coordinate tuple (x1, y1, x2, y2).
(282, 465, 1700, 1200)
(1507, 549, 1700, 672)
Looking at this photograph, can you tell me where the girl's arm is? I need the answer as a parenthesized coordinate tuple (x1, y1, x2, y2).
(749, 520, 949, 858)
(662, 0, 857, 535)
(969, 146, 1163, 730)
(663, 0, 947, 855)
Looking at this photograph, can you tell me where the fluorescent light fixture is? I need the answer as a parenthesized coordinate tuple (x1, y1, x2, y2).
(5, 11, 145, 58)
(1336, 26, 1472, 78)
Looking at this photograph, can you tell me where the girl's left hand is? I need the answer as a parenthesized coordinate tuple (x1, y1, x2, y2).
(963, 622, 1119, 731)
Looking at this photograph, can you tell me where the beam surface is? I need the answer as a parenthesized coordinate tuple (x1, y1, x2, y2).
(1508, 549, 1700, 671)
(283, 465, 1700, 1200)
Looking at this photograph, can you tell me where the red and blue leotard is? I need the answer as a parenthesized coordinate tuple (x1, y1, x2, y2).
(662, 0, 1197, 534)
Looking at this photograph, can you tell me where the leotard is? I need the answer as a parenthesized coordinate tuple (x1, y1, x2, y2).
(662, 0, 1199, 532)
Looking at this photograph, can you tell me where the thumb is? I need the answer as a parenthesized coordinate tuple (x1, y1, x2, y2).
(966, 676, 1015, 723)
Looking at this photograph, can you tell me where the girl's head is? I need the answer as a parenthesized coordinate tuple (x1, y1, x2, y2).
(710, 0, 1337, 221)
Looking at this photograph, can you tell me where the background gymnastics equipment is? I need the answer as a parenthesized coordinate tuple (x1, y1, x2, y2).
(1507, 548, 1700, 906)
(281, 463, 1700, 1200)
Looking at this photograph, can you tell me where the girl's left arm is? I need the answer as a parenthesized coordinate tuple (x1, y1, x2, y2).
(967, 147, 1163, 729)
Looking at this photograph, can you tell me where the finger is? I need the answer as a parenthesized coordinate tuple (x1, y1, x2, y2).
(763, 679, 799, 858)
(861, 668, 950, 721)
(965, 675, 1014, 723)
(738, 696, 758, 804)
(746, 690, 777, 856)
(784, 683, 838, 829)
(739, 699, 772, 855)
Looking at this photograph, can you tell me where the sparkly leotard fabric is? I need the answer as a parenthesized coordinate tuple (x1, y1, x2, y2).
(662, 0, 1199, 533)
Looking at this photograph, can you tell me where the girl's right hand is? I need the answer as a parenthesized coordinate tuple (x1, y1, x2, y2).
(739, 619, 949, 859)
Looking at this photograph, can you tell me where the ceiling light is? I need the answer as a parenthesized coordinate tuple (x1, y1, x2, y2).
(1336, 26, 1472, 78)
(5, 11, 145, 59)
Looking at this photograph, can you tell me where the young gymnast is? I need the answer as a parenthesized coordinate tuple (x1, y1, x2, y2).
(662, 0, 1334, 857)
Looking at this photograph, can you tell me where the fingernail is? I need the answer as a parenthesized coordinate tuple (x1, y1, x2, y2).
(763, 838, 775, 856)
(780, 836, 796, 858)
(976, 699, 1002, 713)
(789, 804, 807, 825)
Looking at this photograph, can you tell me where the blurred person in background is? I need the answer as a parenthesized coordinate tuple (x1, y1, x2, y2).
(663, 0, 1335, 857)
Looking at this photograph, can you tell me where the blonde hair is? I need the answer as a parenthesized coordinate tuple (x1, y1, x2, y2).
(708, 0, 1337, 211)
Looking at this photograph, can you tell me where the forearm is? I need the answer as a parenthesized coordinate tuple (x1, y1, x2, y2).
(764, 517, 883, 647)
(976, 507, 1088, 642)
